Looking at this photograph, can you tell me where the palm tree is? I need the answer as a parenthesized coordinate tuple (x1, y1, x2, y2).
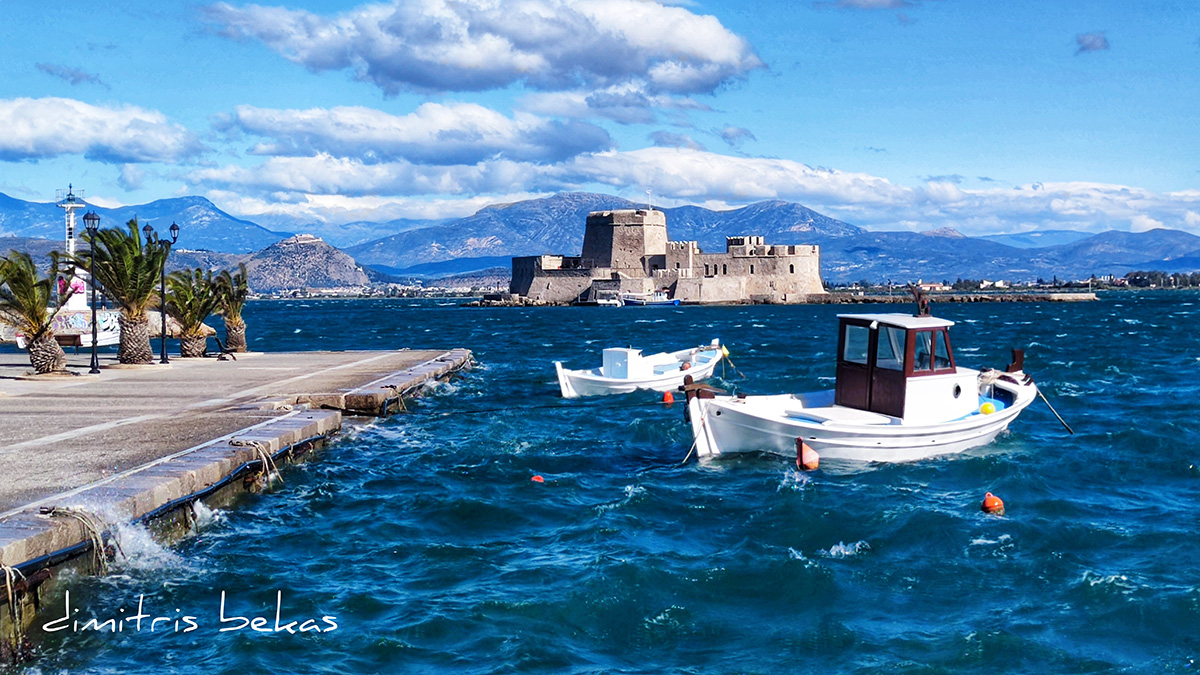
(216, 263, 250, 352)
(0, 250, 74, 373)
(165, 268, 219, 358)
(72, 218, 168, 364)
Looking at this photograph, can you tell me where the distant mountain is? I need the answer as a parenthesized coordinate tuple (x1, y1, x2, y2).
(981, 230, 1093, 248)
(0, 193, 286, 254)
(366, 255, 515, 278)
(245, 234, 370, 292)
(168, 249, 247, 275)
(250, 214, 443, 248)
(347, 192, 862, 270)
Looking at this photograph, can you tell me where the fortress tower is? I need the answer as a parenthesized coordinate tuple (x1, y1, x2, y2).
(580, 209, 667, 276)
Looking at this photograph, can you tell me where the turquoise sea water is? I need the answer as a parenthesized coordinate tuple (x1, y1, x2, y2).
(20, 293, 1200, 673)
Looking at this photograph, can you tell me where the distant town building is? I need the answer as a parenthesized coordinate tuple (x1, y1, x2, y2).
(916, 280, 952, 292)
(509, 209, 826, 304)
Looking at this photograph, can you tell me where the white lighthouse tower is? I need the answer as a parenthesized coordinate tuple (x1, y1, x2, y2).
(56, 184, 84, 256)
(55, 184, 91, 310)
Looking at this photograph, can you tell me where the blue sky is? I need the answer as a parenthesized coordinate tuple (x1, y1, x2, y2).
(1, 0, 1198, 235)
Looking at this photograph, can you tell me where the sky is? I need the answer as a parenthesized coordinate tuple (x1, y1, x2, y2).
(1, 0, 1198, 235)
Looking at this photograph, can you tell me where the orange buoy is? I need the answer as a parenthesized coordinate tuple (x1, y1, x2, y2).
(796, 439, 819, 471)
(662, 391, 675, 404)
(981, 492, 1005, 515)
(681, 362, 692, 370)
(531, 475, 545, 483)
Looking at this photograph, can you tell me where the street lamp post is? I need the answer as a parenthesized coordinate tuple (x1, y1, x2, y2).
(143, 222, 180, 364)
(83, 211, 101, 374)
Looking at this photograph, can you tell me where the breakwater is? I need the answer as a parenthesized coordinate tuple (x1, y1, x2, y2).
(0, 348, 471, 661)
(466, 291, 1097, 307)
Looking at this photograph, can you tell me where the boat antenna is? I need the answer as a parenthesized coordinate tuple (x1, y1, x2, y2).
(907, 283, 931, 317)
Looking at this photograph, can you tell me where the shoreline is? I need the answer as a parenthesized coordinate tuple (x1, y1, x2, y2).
(465, 291, 1099, 307)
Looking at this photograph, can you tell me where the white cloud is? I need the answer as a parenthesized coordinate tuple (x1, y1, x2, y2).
(716, 125, 756, 148)
(188, 145, 1200, 236)
(190, 153, 550, 197)
(520, 85, 710, 124)
(0, 97, 201, 164)
(204, 189, 541, 223)
(204, 0, 764, 96)
(118, 164, 146, 190)
(1130, 214, 1163, 232)
(217, 102, 611, 164)
(1076, 32, 1110, 54)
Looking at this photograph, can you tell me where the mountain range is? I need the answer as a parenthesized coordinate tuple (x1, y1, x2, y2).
(0, 193, 285, 253)
(4, 190, 1200, 285)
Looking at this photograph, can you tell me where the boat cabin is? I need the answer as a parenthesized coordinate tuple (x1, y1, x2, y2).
(834, 313, 979, 423)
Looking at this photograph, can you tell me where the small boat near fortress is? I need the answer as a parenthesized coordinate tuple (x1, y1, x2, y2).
(556, 340, 724, 398)
(685, 312, 1038, 462)
(620, 290, 680, 306)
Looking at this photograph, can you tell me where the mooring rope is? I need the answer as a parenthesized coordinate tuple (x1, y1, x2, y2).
(230, 439, 282, 485)
(43, 507, 121, 575)
(2, 564, 25, 657)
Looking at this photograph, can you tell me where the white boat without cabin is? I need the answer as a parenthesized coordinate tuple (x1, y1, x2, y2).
(556, 340, 724, 398)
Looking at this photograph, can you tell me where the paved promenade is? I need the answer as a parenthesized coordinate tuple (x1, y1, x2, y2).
(0, 348, 450, 512)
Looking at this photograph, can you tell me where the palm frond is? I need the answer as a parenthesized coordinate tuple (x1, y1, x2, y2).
(216, 262, 250, 325)
(0, 250, 75, 340)
(165, 267, 219, 336)
(72, 218, 168, 321)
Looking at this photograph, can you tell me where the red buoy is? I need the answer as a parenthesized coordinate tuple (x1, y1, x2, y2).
(531, 475, 545, 483)
(981, 492, 1005, 515)
(662, 391, 675, 404)
(796, 439, 819, 471)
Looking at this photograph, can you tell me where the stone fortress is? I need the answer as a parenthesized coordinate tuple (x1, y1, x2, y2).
(509, 208, 827, 304)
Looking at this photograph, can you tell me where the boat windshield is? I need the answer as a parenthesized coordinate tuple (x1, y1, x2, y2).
(875, 326, 906, 371)
(843, 324, 870, 365)
(914, 330, 953, 372)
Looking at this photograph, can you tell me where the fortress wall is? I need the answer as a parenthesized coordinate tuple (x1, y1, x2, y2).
(521, 268, 606, 303)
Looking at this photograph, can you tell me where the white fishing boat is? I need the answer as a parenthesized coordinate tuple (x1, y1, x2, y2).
(556, 340, 724, 398)
(595, 290, 624, 307)
(620, 290, 680, 306)
(685, 312, 1039, 462)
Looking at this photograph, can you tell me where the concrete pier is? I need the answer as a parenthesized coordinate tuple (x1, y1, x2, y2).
(0, 347, 471, 658)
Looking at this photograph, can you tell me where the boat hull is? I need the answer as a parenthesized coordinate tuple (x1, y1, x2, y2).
(688, 375, 1037, 463)
(557, 346, 722, 398)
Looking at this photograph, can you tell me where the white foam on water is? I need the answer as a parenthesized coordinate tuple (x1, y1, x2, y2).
(820, 540, 871, 559)
(777, 469, 811, 492)
(192, 501, 224, 529)
(111, 520, 183, 572)
(596, 484, 646, 515)
(1078, 570, 1140, 595)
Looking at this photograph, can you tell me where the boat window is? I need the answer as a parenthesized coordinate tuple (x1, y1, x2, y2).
(875, 326, 906, 370)
(913, 331, 934, 371)
(934, 330, 952, 369)
(842, 324, 870, 365)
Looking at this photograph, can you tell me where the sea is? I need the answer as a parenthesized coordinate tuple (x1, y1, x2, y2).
(16, 292, 1200, 674)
